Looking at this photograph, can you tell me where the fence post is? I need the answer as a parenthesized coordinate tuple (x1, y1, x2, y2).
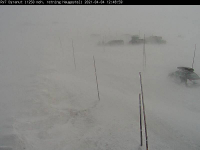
(139, 93, 143, 146)
(139, 72, 148, 150)
(93, 56, 100, 101)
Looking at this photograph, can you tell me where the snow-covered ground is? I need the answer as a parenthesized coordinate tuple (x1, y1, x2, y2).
(1, 6, 200, 150)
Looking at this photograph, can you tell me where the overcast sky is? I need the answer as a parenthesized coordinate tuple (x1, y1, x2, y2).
(1, 5, 200, 39)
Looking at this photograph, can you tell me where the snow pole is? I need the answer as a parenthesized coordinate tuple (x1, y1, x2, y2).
(93, 56, 100, 101)
(139, 93, 143, 146)
(72, 40, 76, 70)
(192, 44, 196, 69)
(139, 72, 148, 150)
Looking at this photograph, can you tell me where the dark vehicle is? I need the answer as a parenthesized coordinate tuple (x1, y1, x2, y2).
(146, 36, 166, 44)
(169, 67, 200, 86)
(129, 35, 144, 45)
(105, 40, 124, 46)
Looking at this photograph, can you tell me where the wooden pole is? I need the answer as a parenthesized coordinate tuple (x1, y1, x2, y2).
(139, 72, 148, 150)
(139, 93, 143, 146)
(93, 56, 100, 101)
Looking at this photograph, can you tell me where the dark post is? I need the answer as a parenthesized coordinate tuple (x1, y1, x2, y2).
(93, 56, 100, 101)
(139, 72, 148, 150)
(192, 44, 196, 69)
(139, 93, 143, 146)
